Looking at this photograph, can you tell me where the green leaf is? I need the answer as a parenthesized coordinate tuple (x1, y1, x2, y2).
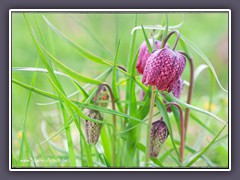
(18, 59, 39, 167)
(184, 124, 227, 167)
(60, 102, 77, 166)
(112, 39, 124, 113)
(163, 92, 227, 125)
(161, 14, 168, 47)
(141, 24, 152, 53)
(180, 34, 228, 93)
(12, 79, 146, 126)
(42, 15, 112, 66)
(23, 14, 65, 94)
(40, 45, 102, 84)
(69, 15, 113, 56)
(131, 22, 183, 35)
(194, 64, 209, 81)
(137, 87, 151, 119)
(155, 95, 180, 160)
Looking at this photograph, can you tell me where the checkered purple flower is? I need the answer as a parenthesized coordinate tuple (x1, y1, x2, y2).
(171, 78, 184, 99)
(166, 78, 184, 112)
(142, 48, 186, 91)
(150, 118, 169, 157)
(136, 39, 169, 74)
(85, 109, 103, 145)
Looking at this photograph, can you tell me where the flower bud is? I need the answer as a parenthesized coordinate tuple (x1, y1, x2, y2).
(150, 118, 169, 157)
(85, 109, 103, 145)
(142, 48, 186, 91)
(136, 39, 169, 74)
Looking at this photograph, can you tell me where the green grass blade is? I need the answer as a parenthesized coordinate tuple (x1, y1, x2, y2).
(125, 50, 139, 166)
(184, 124, 227, 167)
(123, 14, 138, 166)
(161, 14, 168, 47)
(180, 34, 228, 93)
(131, 22, 183, 35)
(37, 68, 112, 106)
(189, 112, 216, 135)
(12, 79, 58, 100)
(60, 102, 76, 166)
(13, 67, 78, 82)
(100, 126, 112, 165)
(24, 136, 36, 167)
(112, 39, 124, 113)
(12, 79, 146, 125)
(42, 15, 112, 66)
(163, 92, 227, 125)
(137, 87, 151, 119)
(155, 95, 180, 161)
(141, 24, 152, 52)
(18, 58, 39, 167)
(40, 45, 102, 84)
(174, 140, 217, 167)
(23, 14, 65, 94)
(70, 15, 113, 56)
(194, 64, 209, 81)
(72, 81, 89, 100)
(125, 14, 138, 117)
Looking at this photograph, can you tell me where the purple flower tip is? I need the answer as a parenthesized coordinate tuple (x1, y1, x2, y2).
(142, 48, 186, 91)
(85, 109, 103, 145)
(166, 78, 184, 112)
(171, 78, 184, 99)
(150, 118, 169, 157)
(136, 39, 169, 74)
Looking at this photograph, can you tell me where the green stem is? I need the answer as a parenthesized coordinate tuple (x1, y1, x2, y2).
(166, 102, 184, 165)
(100, 83, 117, 167)
(179, 52, 194, 137)
(145, 85, 157, 167)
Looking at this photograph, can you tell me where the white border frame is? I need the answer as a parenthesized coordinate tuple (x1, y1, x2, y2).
(9, 9, 231, 171)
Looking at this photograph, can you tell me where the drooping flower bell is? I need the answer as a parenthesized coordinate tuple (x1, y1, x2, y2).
(142, 48, 186, 91)
(166, 78, 184, 112)
(136, 39, 169, 74)
(84, 109, 103, 145)
(171, 78, 184, 98)
(150, 118, 169, 157)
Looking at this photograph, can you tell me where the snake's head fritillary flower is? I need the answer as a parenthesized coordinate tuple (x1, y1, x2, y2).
(150, 118, 169, 157)
(85, 109, 103, 145)
(166, 78, 184, 112)
(171, 78, 184, 99)
(142, 48, 186, 91)
(136, 39, 169, 74)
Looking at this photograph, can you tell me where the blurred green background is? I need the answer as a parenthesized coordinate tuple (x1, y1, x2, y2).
(12, 12, 229, 167)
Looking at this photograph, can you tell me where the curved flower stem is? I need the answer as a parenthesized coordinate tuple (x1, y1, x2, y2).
(166, 102, 184, 165)
(117, 65, 127, 73)
(145, 85, 157, 167)
(162, 30, 180, 51)
(97, 83, 117, 167)
(179, 51, 194, 138)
